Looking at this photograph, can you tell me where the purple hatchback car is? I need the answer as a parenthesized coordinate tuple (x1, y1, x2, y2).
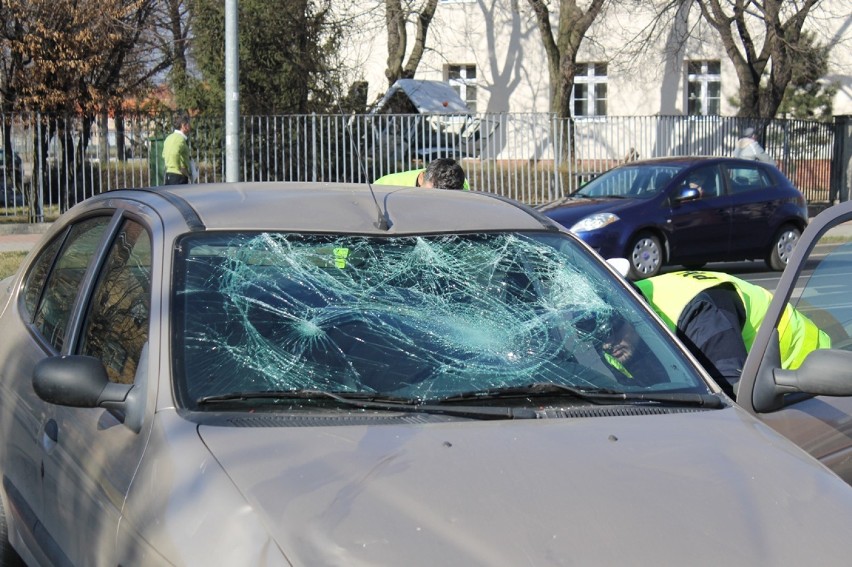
(538, 156, 808, 279)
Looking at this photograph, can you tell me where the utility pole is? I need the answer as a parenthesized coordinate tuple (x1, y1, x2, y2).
(225, 0, 240, 182)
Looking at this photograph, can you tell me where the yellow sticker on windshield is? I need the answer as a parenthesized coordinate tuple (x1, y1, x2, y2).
(333, 247, 350, 269)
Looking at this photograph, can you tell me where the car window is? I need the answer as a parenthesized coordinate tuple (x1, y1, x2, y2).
(79, 220, 152, 384)
(33, 216, 112, 351)
(23, 235, 64, 319)
(784, 238, 852, 353)
(684, 165, 722, 198)
(725, 164, 772, 194)
(172, 231, 709, 408)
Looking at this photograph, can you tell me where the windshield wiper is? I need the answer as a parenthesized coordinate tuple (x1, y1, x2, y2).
(196, 389, 537, 420)
(433, 383, 724, 408)
(197, 389, 412, 405)
(574, 193, 628, 199)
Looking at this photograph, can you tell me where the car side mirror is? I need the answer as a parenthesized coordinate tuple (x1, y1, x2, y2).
(752, 347, 852, 412)
(33, 355, 133, 413)
(673, 186, 701, 203)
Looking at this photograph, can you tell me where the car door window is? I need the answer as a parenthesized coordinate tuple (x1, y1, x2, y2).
(725, 164, 771, 195)
(79, 220, 152, 384)
(784, 239, 852, 352)
(23, 235, 64, 319)
(684, 166, 721, 198)
(33, 216, 112, 351)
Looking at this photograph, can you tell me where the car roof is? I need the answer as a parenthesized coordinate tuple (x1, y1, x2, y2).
(102, 182, 556, 234)
(616, 156, 767, 168)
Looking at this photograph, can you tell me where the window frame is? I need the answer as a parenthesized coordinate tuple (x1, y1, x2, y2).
(572, 63, 608, 119)
(447, 64, 478, 112)
(686, 60, 721, 116)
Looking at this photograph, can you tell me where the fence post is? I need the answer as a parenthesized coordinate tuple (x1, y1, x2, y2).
(148, 136, 166, 186)
(832, 115, 852, 204)
(312, 113, 317, 182)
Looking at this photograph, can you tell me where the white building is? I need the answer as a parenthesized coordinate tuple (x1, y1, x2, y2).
(341, 0, 852, 118)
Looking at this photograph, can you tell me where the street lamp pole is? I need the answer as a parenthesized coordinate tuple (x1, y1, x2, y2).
(225, 0, 240, 182)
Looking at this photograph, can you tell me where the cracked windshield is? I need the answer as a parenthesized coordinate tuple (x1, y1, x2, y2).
(173, 231, 707, 407)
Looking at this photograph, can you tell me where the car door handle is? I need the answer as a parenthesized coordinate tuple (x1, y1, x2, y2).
(44, 419, 58, 443)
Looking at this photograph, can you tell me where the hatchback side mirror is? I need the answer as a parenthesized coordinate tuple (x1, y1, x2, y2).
(673, 186, 701, 203)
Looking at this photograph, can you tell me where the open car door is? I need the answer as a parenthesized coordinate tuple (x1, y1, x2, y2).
(739, 200, 852, 485)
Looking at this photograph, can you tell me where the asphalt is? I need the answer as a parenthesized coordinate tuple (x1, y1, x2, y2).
(2, 213, 852, 254)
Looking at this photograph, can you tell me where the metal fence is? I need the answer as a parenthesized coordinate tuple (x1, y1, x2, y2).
(0, 111, 842, 222)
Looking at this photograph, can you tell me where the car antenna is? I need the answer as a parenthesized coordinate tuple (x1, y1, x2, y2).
(335, 86, 390, 231)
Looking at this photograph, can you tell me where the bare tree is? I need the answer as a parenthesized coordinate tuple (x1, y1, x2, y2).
(0, 0, 156, 113)
(0, 0, 159, 211)
(525, 0, 608, 118)
(695, 0, 826, 119)
(152, 0, 193, 100)
(385, 0, 438, 87)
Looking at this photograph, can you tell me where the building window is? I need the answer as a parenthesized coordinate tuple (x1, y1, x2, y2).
(448, 65, 477, 112)
(687, 60, 721, 116)
(573, 63, 608, 118)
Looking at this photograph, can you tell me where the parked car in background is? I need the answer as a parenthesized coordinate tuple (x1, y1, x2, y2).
(4, 183, 852, 565)
(538, 157, 808, 279)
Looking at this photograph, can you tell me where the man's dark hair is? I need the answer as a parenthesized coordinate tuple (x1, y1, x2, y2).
(423, 158, 466, 190)
(174, 111, 190, 130)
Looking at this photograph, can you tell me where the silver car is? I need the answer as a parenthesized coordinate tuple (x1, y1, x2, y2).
(2, 183, 852, 566)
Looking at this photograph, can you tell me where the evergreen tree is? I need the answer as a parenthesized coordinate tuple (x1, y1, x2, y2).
(777, 31, 837, 121)
(186, 0, 342, 115)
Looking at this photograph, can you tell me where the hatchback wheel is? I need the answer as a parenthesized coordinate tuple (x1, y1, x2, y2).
(766, 225, 801, 271)
(628, 232, 662, 279)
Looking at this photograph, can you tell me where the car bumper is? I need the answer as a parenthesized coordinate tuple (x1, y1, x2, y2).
(573, 229, 626, 259)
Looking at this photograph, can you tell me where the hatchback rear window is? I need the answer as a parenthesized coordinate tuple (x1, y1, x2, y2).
(726, 164, 773, 194)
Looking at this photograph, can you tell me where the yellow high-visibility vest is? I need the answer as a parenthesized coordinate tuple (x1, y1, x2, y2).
(635, 271, 830, 369)
(373, 168, 470, 190)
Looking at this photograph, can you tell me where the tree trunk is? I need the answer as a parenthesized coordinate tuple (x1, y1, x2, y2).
(385, 0, 438, 87)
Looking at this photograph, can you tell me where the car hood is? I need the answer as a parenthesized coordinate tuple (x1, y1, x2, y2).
(198, 408, 852, 565)
(538, 196, 645, 226)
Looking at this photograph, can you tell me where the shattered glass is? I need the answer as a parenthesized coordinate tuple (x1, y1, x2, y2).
(173, 231, 705, 406)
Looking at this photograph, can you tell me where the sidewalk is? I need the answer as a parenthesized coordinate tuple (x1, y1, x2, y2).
(0, 223, 51, 253)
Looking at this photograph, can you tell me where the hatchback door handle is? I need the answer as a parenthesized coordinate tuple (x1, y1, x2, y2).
(44, 419, 58, 443)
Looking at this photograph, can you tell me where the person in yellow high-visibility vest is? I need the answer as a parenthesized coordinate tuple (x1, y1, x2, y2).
(373, 158, 469, 190)
(633, 270, 830, 397)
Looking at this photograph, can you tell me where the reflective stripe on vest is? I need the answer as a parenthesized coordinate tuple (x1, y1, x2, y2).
(635, 271, 830, 369)
(604, 352, 633, 379)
